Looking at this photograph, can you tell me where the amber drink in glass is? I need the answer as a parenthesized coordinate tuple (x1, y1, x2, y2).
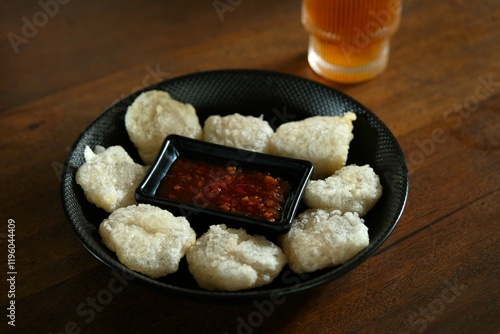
(302, 0, 402, 83)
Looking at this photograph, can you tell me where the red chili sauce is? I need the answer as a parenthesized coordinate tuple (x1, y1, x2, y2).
(156, 157, 291, 222)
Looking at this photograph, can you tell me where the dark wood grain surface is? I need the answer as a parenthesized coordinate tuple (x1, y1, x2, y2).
(1, 0, 499, 333)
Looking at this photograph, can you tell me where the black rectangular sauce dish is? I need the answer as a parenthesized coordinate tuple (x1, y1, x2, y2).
(135, 135, 314, 234)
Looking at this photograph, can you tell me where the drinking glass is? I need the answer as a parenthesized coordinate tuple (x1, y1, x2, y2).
(302, 0, 402, 83)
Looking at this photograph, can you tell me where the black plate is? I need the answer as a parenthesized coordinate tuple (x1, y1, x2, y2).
(61, 69, 408, 301)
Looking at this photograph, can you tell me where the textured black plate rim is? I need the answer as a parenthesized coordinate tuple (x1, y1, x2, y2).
(61, 69, 409, 301)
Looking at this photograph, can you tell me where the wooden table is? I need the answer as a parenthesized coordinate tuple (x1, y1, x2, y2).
(1, 0, 498, 333)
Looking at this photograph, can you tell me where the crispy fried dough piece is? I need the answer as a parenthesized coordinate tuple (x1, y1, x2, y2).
(125, 90, 202, 164)
(75, 145, 148, 213)
(99, 204, 196, 278)
(279, 209, 369, 274)
(268, 113, 356, 179)
(203, 113, 274, 153)
(304, 164, 382, 216)
(186, 224, 287, 291)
